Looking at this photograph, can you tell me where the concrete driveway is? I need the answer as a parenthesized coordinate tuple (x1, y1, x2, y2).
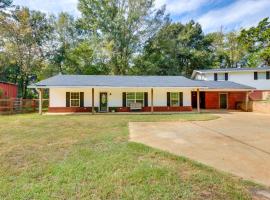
(129, 112, 270, 186)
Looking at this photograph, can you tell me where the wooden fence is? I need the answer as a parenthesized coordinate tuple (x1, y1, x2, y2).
(0, 98, 48, 114)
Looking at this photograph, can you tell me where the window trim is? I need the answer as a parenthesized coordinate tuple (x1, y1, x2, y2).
(70, 92, 80, 107)
(170, 92, 180, 107)
(126, 92, 144, 107)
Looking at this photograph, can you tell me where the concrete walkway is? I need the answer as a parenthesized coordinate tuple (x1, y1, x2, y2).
(129, 112, 270, 186)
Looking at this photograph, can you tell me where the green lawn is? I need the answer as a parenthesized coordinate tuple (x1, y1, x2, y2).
(0, 113, 259, 199)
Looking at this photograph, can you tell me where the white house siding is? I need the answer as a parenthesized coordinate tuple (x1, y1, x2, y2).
(195, 71, 270, 90)
(228, 72, 270, 90)
(49, 87, 193, 108)
(49, 88, 92, 107)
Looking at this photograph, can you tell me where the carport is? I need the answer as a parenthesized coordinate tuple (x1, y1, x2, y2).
(191, 81, 254, 110)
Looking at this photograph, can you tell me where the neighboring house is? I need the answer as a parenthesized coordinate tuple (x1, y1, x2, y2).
(29, 74, 253, 113)
(191, 66, 270, 100)
(0, 81, 18, 99)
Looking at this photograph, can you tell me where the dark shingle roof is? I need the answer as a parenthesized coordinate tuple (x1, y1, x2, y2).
(28, 74, 254, 90)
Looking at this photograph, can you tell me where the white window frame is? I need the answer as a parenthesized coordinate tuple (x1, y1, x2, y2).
(70, 92, 80, 107)
(170, 92, 179, 107)
(126, 92, 144, 107)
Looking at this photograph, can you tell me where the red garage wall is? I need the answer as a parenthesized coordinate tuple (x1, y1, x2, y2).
(0, 82, 18, 99)
(205, 91, 246, 109)
(228, 92, 246, 109)
(205, 92, 219, 109)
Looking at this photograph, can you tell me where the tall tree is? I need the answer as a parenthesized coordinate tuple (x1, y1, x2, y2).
(0, 7, 53, 97)
(225, 32, 245, 68)
(133, 21, 213, 76)
(239, 17, 270, 66)
(207, 30, 245, 69)
(78, 0, 168, 74)
(50, 12, 77, 73)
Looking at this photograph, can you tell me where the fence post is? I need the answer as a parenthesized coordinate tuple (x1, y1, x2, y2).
(20, 98, 23, 113)
(32, 99, 35, 112)
(10, 99, 13, 114)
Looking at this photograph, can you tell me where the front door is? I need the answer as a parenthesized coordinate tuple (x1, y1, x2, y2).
(191, 92, 206, 109)
(220, 93, 228, 109)
(99, 92, 108, 112)
(200, 92, 206, 109)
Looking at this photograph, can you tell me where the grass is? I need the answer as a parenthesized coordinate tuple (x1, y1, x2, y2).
(0, 113, 260, 199)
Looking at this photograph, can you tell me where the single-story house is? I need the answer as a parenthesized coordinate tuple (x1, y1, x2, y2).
(29, 74, 254, 114)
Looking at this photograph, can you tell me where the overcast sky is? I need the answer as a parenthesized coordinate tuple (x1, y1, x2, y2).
(13, 0, 270, 33)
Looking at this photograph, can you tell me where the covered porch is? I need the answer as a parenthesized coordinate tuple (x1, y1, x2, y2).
(36, 87, 202, 114)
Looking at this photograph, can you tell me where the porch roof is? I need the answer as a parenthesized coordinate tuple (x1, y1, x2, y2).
(194, 80, 255, 90)
(28, 74, 254, 90)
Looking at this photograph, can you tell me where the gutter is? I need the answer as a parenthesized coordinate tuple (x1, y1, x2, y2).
(27, 85, 208, 89)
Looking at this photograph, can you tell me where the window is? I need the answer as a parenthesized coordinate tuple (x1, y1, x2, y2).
(126, 92, 144, 106)
(215, 73, 228, 81)
(170, 92, 179, 107)
(258, 72, 266, 80)
(70, 92, 80, 107)
(217, 73, 225, 81)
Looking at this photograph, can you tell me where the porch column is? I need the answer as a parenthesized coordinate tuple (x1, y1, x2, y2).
(245, 91, 249, 112)
(38, 88, 43, 115)
(92, 88, 95, 114)
(151, 88, 154, 113)
(197, 88, 200, 113)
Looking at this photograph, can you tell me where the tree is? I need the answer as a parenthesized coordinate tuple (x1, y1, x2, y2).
(65, 40, 110, 74)
(225, 32, 245, 68)
(50, 12, 77, 73)
(133, 21, 213, 76)
(0, 7, 53, 97)
(207, 30, 246, 69)
(239, 17, 270, 66)
(78, 0, 168, 74)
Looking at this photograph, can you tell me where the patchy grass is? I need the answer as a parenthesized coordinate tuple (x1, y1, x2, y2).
(0, 113, 259, 199)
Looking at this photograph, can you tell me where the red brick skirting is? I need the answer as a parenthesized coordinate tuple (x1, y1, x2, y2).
(48, 106, 192, 113)
(117, 106, 192, 112)
(152, 106, 192, 112)
(48, 107, 92, 112)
